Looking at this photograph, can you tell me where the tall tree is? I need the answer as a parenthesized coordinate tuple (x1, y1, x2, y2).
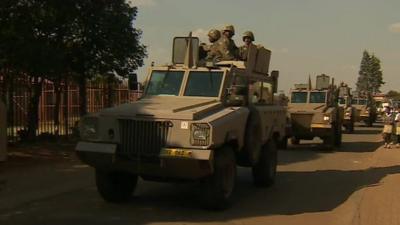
(356, 50, 384, 94)
(0, 0, 146, 139)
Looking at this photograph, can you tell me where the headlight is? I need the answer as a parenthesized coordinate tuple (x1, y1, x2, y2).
(191, 123, 210, 146)
(345, 112, 351, 116)
(80, 117, 99, 140)
(323, 116, 330, 121)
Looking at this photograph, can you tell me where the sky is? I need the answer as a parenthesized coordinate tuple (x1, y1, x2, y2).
(131, 0, 400, 94)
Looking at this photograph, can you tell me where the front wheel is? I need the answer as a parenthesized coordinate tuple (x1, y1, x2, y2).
(252, 140, 278, 187)
(291, 137, 300, 145)
(200, 146, 236, 210)
(96, 170, 138, 203)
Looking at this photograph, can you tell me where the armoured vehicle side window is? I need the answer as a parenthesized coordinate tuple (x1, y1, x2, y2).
(146, 71, 184, 96)
(184, 71, 223, 97)
(309, 92, 326, 103)
(291, 92, 307, 103)
(261, 82, 273, 104)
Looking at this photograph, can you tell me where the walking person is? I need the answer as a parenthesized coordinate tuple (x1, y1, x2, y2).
(394, 105, 400, 148)
(382, 106, 395, 148)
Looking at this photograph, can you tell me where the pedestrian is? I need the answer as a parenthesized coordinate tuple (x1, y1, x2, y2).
(382, 106, 394, 148)
(394, 105, 400, 148)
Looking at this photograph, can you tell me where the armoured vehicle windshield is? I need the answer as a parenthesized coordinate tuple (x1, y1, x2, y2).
(338, 97, 345, 105)
(146, 71, 185, 96)
(291, 92, 308, 103)
(184, 71, 223, 97)
(309, 92, 326, 103)
(173, 37, 199, 64)
(352, 99, 367, 105)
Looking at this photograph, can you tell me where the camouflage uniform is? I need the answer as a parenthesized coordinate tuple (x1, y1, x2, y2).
(238, 31, 255, 61)
(204, 29, 223, 61)
(218, 36, 238, 60)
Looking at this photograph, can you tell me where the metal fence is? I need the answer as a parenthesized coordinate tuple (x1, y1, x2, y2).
(0, 76, 141, 142)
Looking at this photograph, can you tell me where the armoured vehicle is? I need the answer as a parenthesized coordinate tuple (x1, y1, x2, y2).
(352, 92, 377, 127)
(338, 83, 355, 133)
(287, 74, 342, 148)
(76, 34, 287, 209)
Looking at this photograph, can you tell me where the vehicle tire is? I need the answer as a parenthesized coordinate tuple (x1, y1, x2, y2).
(335, 123, 342, 147)
(291, 137, 300, 145)
(278, 136, 288, 149)
(200, 146, 236, 210)
(252, 140, 278, 187)
(96, 170, 138, 203)
(323, 126, 335, 149)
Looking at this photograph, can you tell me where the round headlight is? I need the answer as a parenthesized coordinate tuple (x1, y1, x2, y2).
(193, 129, 207, 140)
(80, 117, 99, 140)
(323, 116, 330, 121)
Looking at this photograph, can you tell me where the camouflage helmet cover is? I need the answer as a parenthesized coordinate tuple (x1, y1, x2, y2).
(223, 24, 235, 35)
(242, 31, 255, 41)
(208, 29, 221, 40)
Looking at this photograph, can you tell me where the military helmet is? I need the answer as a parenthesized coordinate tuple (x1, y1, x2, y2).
(223, 25, 235, 35)
(242, 31, 255, 41)
(208, 29, 221, 40)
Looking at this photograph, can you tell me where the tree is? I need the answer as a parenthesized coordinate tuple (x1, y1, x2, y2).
(0, 0, 146, 140)
(387, 90, 400, 101)
(356, 50, 384, 94)
(65, 0, 146, 116)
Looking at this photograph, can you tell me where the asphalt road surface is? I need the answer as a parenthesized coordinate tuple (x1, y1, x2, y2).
(1, 123, 400, 225)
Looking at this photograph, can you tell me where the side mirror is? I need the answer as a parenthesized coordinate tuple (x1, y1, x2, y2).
(128, 73, 140, 91)
(271, 70, 279, 93)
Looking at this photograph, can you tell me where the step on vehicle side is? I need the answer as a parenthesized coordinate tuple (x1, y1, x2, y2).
(75, 33, 287, 210)
(287, 74, 342, 149)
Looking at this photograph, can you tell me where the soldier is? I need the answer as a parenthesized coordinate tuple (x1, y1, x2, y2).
(201, 29, 223, 62)
(394, 105, 400, 148)
(220, 25, 238, 60)
(238, 31, 255, 61)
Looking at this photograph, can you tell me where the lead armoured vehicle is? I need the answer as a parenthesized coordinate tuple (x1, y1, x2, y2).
(288, 74, 342, 148)
(76, 34, 287, 209)
(338, 83, 356, 133)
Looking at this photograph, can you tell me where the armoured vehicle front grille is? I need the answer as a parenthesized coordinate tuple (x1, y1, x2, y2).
(291, 113, 313, 129)
(118, 120, 170, 159)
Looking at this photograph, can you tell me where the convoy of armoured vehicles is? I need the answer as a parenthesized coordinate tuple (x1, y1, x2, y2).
(76, 34, 287, 209)
(74, 28, 381, 210)
(287, 74, 342, 148)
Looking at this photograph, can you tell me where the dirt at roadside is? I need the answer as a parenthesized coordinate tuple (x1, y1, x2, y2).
(0, 141, 79, 171)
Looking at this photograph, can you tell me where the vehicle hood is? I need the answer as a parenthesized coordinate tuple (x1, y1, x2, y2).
(99, 96, 223, 120)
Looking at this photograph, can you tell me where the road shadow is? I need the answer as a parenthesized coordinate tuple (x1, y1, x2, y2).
(339, 141, 382, 153)
(352, 128, 382, 135)
(3, 165, 400, 225)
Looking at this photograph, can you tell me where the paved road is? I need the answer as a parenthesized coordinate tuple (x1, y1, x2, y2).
(1, 123, 400, 225)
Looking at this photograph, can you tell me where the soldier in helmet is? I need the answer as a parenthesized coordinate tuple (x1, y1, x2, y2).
(238, 31, 255, 61)
(219, 24, 238, 60)
(199, 29, 223, 62)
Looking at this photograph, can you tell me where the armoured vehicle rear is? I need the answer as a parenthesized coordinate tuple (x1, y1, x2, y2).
(338, 83, 355, 133)
(76, 33, 287, 209)
(288, 74, 342, 148)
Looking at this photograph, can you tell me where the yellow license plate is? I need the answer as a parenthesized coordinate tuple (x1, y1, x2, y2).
(164, 149, 193, 158)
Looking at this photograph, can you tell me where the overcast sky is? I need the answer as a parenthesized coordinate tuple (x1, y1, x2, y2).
(132, 0, 400, 93)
